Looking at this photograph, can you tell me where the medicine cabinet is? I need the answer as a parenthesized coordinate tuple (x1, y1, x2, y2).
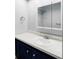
(37, 1, 62, 31)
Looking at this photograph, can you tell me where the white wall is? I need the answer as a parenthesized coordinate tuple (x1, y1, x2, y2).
(15, 0, 29, 34)
(27, 0, 39, 31)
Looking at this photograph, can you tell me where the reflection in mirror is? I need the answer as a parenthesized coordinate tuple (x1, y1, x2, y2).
(38, 2, 61, 29)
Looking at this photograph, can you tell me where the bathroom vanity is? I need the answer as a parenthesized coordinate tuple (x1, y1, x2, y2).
(15, 32, 62, 59)
(16, 39, 56, 59)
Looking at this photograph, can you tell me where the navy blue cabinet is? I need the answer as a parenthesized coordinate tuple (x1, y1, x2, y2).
(15, 39, 57, 59)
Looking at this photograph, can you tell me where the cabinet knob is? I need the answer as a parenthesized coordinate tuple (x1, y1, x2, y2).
(33, 54, 36, 57)
(26, 50, 29, 54)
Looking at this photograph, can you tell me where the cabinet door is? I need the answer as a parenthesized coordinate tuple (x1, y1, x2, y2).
(15, 39, 32, 59)
(16, 39, 25, 59)
(31, 47, 57, 59)
(36, 51, 56, 59)
(51, 2, 61, 29)
(38, 5, 51, 27)
(32, 52, 57, 59)
(15, 39, 21, 59)
(19, 41, 32, 59)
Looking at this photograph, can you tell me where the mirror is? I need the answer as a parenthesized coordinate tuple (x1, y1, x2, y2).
(37, 1, 62, 36)
(38, 2, 62, 29)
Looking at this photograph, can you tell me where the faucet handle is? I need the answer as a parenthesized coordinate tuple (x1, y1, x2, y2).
(43, 35, 49, 39)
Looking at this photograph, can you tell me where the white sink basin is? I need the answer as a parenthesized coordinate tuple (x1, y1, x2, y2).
(33, 38, 54, 46)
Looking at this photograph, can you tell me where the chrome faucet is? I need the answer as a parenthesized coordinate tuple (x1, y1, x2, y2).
(43, 35, 49, 39)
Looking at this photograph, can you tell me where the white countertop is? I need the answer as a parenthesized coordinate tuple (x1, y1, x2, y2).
(15, 32, 62, 59)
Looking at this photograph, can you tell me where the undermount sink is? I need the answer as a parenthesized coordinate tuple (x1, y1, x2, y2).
(33, 38, 53, 46)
